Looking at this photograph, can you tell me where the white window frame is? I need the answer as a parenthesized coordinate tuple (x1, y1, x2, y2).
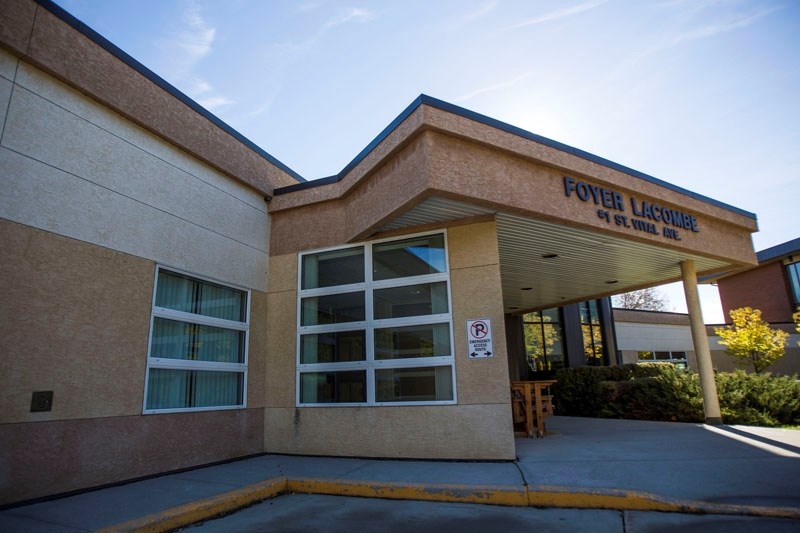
(636, 350, 688, 367)
(143, 265, 250, 414)
(296, 230, 457, 407)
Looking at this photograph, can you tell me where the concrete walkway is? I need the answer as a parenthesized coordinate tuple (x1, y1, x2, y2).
(1, 416, 798, 531)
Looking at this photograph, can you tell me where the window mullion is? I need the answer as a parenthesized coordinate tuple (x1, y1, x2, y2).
(152, 307, 248, 331)
(365, 243, 376, 404)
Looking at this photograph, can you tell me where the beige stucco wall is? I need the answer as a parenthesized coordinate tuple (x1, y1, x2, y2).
(0, 408, 264, 505)
(0, 49, 270, 291)
(0, 220, 269, 504)
(264, 221, 515, 460)
(0, 219, 154, 422)
(0, 49, 273, 504)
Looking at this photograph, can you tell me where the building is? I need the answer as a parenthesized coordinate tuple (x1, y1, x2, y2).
(708, 237, 800, 374)
(614, 308, 694, 368)
(612, 237, 800, 375)
(0, 0, 760, 506)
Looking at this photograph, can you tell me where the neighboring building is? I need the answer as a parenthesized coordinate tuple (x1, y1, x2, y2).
(613, 238, 800, 375)
(716, 237, 800, 324)
(0, 0, 759, 506)
(614, 308, 694, 369)
(708, 237, 800, 374)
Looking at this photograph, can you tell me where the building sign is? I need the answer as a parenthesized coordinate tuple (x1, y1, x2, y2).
(563, 176, 699, 241)
(467, 319, 494, 358)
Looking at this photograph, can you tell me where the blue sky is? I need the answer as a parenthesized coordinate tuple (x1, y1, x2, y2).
(56, 0, 799, 321)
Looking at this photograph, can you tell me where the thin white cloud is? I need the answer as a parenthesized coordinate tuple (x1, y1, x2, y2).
(454, 72, 532, 103)
(324, 7, 375, 29)
(462, 0, 499, 22)
(275, 6, 376, 54)
(198, 95, 236, 110)
(176, 3, 216, 63)
(154, 2, 236, 114)
(510, 0, 607, 29)
(624, 6, 781, 70)
(186, 77, 212, 95)
(666, 7, 779, 48)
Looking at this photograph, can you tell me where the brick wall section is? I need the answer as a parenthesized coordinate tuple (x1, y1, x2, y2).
(717, 262, 794, 323)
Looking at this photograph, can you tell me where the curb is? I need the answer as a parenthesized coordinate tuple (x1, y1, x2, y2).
(99, 477, 800, 532)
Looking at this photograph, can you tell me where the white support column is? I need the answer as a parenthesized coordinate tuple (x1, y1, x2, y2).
(680, 259, 722, 424)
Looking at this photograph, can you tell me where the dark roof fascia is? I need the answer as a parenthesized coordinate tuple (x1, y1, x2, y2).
(756, 237, 800, 263)
(275, 95, 757, 222)
(38, 0, 305, 183)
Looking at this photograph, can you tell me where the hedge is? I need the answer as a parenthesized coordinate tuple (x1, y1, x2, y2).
(554, 364, 800, 427)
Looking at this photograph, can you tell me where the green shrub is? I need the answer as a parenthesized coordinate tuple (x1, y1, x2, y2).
(554, 365, 800, 427)
(554, 363, 673, 418)
(716, 371, 800, 426)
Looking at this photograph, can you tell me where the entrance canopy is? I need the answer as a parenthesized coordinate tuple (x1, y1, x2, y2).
(270, 95, 758, 313)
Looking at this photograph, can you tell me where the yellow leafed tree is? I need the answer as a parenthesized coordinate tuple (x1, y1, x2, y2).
(714, 307, 788, 374)
(794, 308, 800, 345)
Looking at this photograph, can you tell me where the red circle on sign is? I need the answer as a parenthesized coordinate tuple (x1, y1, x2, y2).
(471, 321, 488, 339)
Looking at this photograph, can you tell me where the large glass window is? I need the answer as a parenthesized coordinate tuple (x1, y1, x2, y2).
(297, 232, 455, 406)
(373, 234, 446, 280)
(580, 300, 606, 366)
(787, 261, 800, 306)
(522, 309, 565, 372)
(145, 268, 248, 413)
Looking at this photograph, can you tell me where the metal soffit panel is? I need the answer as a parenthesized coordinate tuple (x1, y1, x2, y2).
(378, 197, 729, 312)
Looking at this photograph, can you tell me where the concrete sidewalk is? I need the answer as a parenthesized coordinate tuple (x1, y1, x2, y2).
(1, 416, 798, 531)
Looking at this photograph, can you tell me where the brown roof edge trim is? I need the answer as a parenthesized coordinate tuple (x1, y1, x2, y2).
(275, 95, 757, 224)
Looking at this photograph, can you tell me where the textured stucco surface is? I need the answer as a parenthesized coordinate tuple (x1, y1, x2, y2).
(270, 105, 757, 269)
(0, 59, 270, 290)
(0, 220, 270, 504)
(263, 403, 514, 460)
(0, 219, 154, 422)
(0, 408, 264, 506)
(263, 223, 515, 460)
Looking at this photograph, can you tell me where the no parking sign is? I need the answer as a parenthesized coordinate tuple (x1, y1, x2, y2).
(467, 319, 493, 358)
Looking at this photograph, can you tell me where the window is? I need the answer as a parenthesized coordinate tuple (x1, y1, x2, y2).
(580, 300, 606, 366)
(297, 232, 455, 406)
(522, 308, 565, 372)
(144, 267, 249, 413)
(787, 261, 800, 307)
(637, 350, 687, 369)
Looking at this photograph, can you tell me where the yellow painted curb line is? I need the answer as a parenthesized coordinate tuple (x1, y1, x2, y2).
(97, 477, 287, 533)
(287, 478, 529, 507)
(99, 477, 800, 532)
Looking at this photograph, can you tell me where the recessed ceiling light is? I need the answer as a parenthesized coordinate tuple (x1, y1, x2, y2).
(542, 253, 558, 259)
(521, 287, 532, 291)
